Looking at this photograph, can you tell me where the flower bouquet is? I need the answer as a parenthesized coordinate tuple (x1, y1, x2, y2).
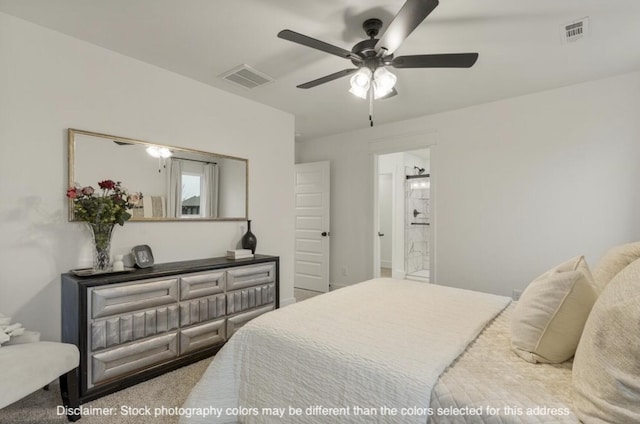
(67, 180, 142, 271)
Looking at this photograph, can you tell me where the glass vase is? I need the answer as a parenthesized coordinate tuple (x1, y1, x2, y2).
(88, 223, 115, 271)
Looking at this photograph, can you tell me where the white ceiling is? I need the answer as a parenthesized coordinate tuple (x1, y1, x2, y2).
(1, 0, 639, 142)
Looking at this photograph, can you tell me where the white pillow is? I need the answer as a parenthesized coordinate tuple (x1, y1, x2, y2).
(572, 257, 640, 423)
(510, 256, 597, 363)
(592, 241, 640, 294)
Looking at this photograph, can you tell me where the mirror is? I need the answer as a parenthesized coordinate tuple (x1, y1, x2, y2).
(68, 129, 248, 221)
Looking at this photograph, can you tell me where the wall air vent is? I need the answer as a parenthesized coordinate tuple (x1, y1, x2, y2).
(219, 64, 274, 89)
(561, 17, 589, 44)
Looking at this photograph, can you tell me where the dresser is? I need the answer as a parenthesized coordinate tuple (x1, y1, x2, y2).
(61, 255, 279, 403)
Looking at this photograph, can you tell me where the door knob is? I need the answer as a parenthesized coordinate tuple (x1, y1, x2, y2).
(321, 231, 330, 237)
(378, 232, 384, 237)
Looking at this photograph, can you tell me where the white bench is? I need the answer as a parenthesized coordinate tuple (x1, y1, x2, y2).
(0, 338, 80, 421)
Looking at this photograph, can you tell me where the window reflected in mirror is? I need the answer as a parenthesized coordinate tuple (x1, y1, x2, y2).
(181, 172, 204, 217)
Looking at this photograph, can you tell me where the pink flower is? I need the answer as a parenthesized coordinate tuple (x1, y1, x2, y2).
(67, 179, 135, 225)
(66, 188, 79, 199)
(128, 193, 141, 204)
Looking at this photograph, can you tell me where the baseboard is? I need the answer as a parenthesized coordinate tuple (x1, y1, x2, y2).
(392, 269, 405, 279)
(280, 297, 296, 307)
(380, 260, 392, 269)
(329, 283, 349, 291)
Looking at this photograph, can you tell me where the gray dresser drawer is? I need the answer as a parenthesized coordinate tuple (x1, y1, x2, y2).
(91, 278, 179, 319)
(226, 263, 275, 291)
(180, 294, 226, 327)
(226, 283, 275, 315)
(180, 271, 225, 300)
(179, 319, 226, 355)
(91, 305, 179, 351)
(90, 332, 178, 387)
(226, 304, 274, 338)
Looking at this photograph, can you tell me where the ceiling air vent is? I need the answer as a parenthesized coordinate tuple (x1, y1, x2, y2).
(561, 17, 589, 44)
(220, 64, 273, 89)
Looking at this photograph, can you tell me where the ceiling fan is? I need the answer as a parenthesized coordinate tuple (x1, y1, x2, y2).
(277, 0, 478, 125)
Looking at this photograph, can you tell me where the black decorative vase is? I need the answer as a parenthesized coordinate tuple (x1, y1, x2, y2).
(241, 220, 257, 254)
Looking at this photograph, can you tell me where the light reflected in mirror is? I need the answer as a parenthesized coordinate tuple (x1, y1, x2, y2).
(68, 129, 248, 221)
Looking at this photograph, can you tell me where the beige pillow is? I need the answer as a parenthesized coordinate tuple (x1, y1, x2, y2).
(510, 256, 597, 363)
(592, 241, 640, 294)
(572, 257, 640, 423)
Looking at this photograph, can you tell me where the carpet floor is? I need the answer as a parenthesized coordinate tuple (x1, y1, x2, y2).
(0, 357, 213, 424)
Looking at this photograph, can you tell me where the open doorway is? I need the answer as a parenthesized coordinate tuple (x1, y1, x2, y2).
(376, 149, 431, 282)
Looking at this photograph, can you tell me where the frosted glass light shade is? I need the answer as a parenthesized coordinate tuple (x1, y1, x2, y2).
(349, 68, 372, 99)
(146, 146, 172, 158)
(373, 67, 397, 99)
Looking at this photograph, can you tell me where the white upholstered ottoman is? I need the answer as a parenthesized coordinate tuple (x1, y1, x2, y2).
(0, 340, 80, 421)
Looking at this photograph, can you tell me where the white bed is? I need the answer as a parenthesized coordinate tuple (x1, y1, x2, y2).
(180, 278, 578, 424)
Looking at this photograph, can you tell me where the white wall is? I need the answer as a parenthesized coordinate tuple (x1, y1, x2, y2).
(0, 12, 295, 341)
(296, 71, 640, 297)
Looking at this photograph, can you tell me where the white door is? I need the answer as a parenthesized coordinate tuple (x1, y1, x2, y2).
(378, 173, 393, 270)
(294, 161, 330, 292)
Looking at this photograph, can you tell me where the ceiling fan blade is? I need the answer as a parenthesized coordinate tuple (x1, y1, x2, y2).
(278, 29, 359, 61)
(297, 68, 359, 89)
(374, 0, 439, 55)
(391, 53, 478, 68)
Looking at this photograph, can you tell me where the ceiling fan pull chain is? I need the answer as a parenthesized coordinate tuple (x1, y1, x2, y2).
(369, 86, 374, 127)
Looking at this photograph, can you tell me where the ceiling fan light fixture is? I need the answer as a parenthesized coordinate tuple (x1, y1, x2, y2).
(146, 146, 172, 159)
(279, 0, 479, 125)
(372, 67, 397, 99)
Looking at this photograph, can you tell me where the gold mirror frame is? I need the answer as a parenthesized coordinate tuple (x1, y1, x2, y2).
(68, 128, 248, 222)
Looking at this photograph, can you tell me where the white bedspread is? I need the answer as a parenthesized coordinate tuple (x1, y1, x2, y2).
(181, 278, 510, 424)
(429, 303, 579, 423)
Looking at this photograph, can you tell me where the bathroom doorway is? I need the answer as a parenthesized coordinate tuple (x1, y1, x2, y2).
(376, 148, 431, 282)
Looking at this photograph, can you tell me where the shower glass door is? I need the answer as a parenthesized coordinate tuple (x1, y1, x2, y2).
(404, 173, 430, 282)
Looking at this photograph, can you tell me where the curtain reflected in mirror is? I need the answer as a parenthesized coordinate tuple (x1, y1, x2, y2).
(204, 162, 220, 218)
(68, 129, 248, 221)
(167, 158, 182, 218)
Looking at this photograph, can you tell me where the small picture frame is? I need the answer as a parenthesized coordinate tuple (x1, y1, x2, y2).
(132, 245, 154, 268)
